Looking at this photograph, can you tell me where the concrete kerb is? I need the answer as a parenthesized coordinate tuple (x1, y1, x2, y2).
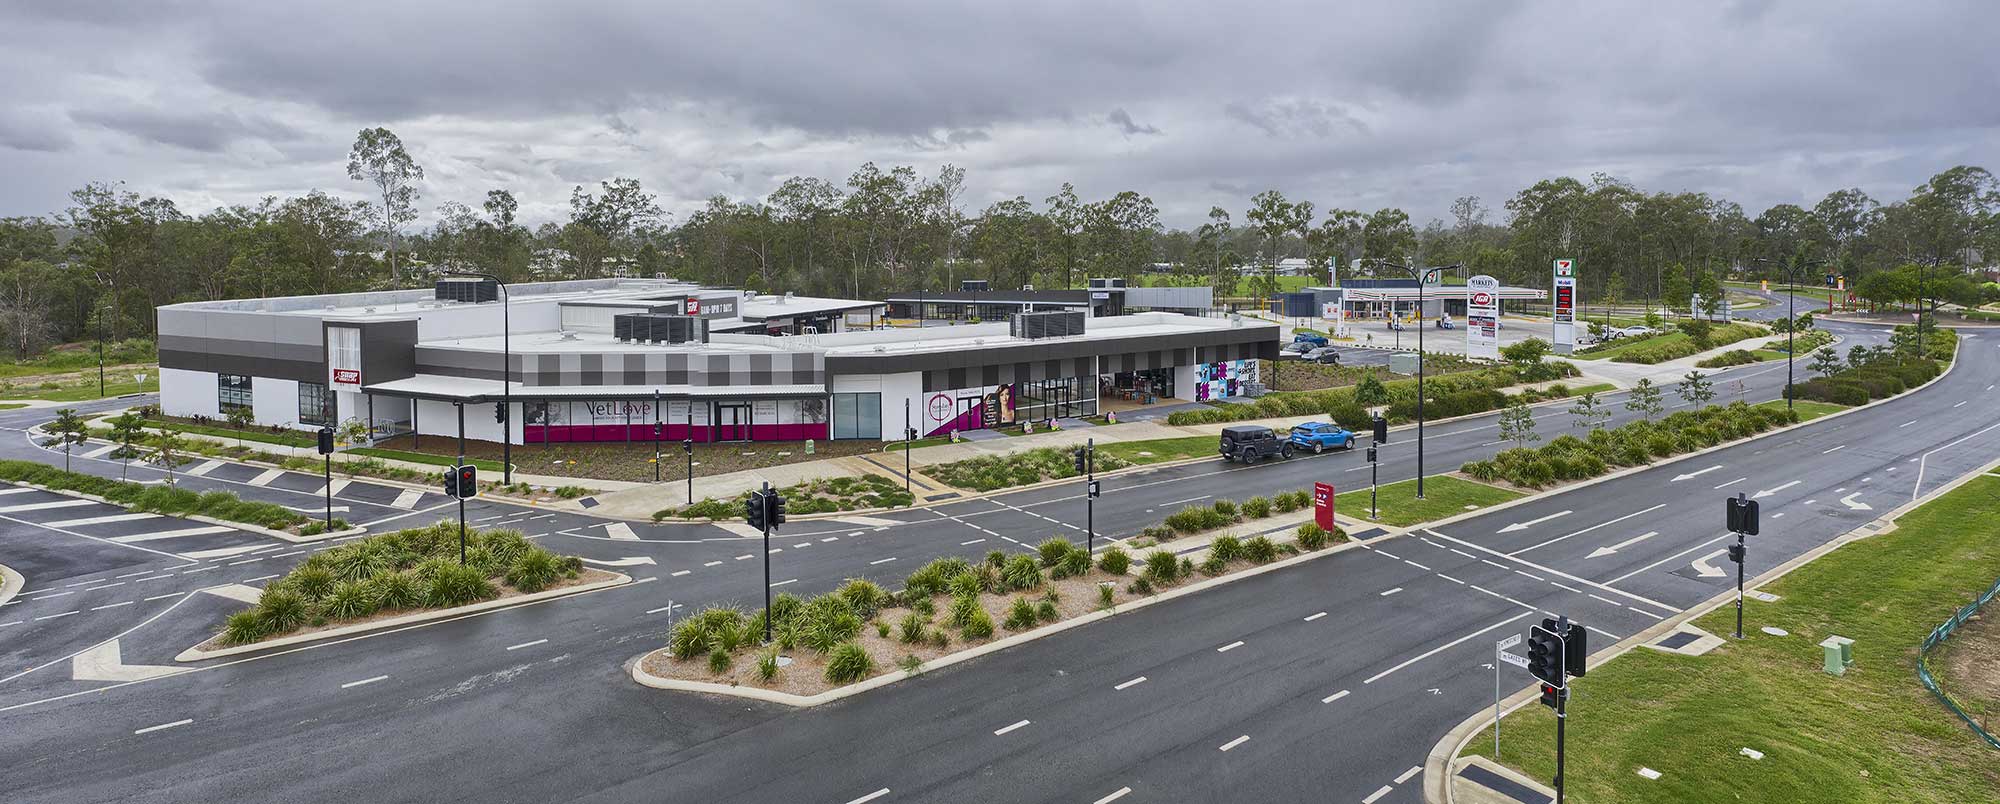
(176, 570, 632, 662)
(1422, 449, 2000, 804)
(0, 562, 24, 608)
(630, 525, 1369, 707)
(0, 479, 368, 544)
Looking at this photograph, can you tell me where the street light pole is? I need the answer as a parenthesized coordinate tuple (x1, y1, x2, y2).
(653, 389, 662, 482)
(448, 272, 511, 485)
(1415, 258, 1426, 499)
(904, 398, 912, 496)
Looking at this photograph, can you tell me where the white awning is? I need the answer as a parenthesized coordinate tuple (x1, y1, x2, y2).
(363, 374, 827, 402)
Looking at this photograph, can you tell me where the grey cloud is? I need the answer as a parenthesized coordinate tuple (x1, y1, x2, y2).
(1108, 109, 1159, 136)
(1224, 99, 1367, 140)
(69, 106, 301, 153)
(0, 112, 72, 152)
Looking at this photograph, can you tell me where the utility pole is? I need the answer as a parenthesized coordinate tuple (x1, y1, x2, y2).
(904, 398, 913, 496)
(456, 401, 467, 564)
(653, 389, 662, 482)
(1082, 439, 1098, 556)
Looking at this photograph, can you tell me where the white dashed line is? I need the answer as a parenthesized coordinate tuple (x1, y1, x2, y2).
(1304, 612, 1327, 621)
(144, 593, 184, 602)
(1218, 735, 1250, 752)
(670, 570, 691, 577)
(1094, 788, 1132, 804)
(180, 566, 219, 574)
(134, 719, 192, 735)
(35, 611, 78, 620)
(1363, 784, 1394, 803)
(1396, 765, 1423, 784)
(734, 554, 752, 561)
(1217, 640, 1244, 652)
(993, 719, 1031, 736)
(845, 789, 890, 804)
(1321, 689, 1350, 704)
(960, 538, 985, 546)
(341, 675, 388, 689)
(869, 557, 898, 565)
(1514, 570, 1544, 581)
(505, 639, 548, 651)
(1404, 561, 1432, 571)
(770, 579, 797, 588)
(1115, 676, 1147, 690)
(1437, 574, 1465, 585)
(1822, 445, 1846, 454)
(90, 601, 132, 611)
(704, 561, 722, 567)
(1551, 582, 1582, 594)
(1379, 587, 1403, 597)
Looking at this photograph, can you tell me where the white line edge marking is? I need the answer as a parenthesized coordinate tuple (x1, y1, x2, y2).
(1115, 676, 1147, 690)
(505, 639, 547, 651)
(1093, 787, 1132, 804)
(1322, 689, 1350, 704)
(993, 719, 1030, 735)
(845, 789, 891, 804)
(341, 675, 388, 689)
(1363, 784, 1395, 804)
(1364, 611, 1534, 685)
(1396, 764, 1424, 784)
(1304, 612, 1327, 621)
(1426, 529, 1681, 613)
(134, 718, 192, 735)
(1217, 640, 1244, 652)
(1219, 734, 1249, 751)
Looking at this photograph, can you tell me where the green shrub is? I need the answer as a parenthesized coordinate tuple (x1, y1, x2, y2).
(929, 629, 950, 649)
(1127, 575, 1155, 596)
(222, 610, 267, 645)
(757, 649, 780, 682)
(1211, 498, 1238, 518)
(367, 571, 421, 610)
(707, 644, 732, 674)
(323, 581, 377, 620)
(1695, 349, 1758, 369)
(1035, 599, 1059, 623)
(1053, 550, 1091, 579)
(1242, 536, 1279, 564)
(1036, 537, 1077, 568)
(961, 607, 995, 640)
(257, 589, 309, 635)
(1241, 496, 1271, 519)
(424, 563, 496, 607)
(898, 654, 924, 675)
(947, 593, 980, 628)
(1098, 545, 1131, 575)
(1199, 554, 1228, 576)
(1002, 553, 1043, 590)
(985, 550, 1007, 568)
(948, 569, 984, 599)
(287, 566, 337, 601)
(904, 556, 973, 598)
(898, 612, 927, 643)
(825, 641, 875, 683)
(837, 579, 890, 618)
(926, 446, 1134, 491)
(1165, 504, 1230, 534)
(1143, 549, 1180, 584)
(1098, 583, 1115, 609)
(1004, 597, 1037, 630)
(1211, 535, 1244, 562)
(505, 548, 563, 593)
(1295, 522, 1329, 550)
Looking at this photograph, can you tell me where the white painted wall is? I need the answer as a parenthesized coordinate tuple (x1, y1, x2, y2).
(251, 377, 300, 429)
(1172, 364, 1199, 402)
(160, 367, 220, 419)
(851, 371, 924, 441)
(414, 398, 507, 444)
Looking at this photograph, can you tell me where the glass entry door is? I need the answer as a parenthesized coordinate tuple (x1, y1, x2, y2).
(714, 403, 751, 441)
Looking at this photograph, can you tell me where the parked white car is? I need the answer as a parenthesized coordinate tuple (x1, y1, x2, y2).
(1614, 325, 1657, 338)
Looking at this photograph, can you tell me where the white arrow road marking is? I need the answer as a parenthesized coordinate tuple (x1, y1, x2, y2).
(72, 639, 182, 682)
(577, 556, 656, 567)
(1839, 493, 1873, 511)
(1671, 465, 1722, 482)
(1497, 510, 1572, 533)
(1512, 504, 1665, 554)
(603, 523, 640, 541)
(1752, 480, 1801, 499)
(1587, 531, 1658, 559)
(201, 584, 266, 604)
(1691, 550, 1728, 578)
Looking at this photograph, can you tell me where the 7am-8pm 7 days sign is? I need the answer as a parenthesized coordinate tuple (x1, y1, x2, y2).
(1552, 259, 1577, 355)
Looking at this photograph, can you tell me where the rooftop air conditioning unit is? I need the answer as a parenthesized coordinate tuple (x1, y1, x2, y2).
(435, 277, 498, 303)
(612, 312, 703, 344)
(1010, 310, 1085, 339)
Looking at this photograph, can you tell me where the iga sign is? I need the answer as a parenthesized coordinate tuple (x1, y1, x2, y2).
(1465, 274, 1500, 360)
(1313, 482, 1336, 531)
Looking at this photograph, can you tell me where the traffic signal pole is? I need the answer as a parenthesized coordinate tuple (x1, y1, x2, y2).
(456, 401, 467, 565)
(1735, 530, 1747, 639)
(1086, 438, 1096, 557)
(760, 481, 773, 643)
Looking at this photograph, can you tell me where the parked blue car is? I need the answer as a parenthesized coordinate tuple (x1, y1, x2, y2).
(1288, 421, 1357, 453)
(1292, 332, 1329, 349)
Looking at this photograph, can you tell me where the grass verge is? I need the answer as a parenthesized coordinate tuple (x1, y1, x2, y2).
(1755, 399, 1846, 422)
(0, 377, 157, 402)
(1461, 473, 2000, 803)
(346, 447, 508, 472)
(1335, 475, 1523, 528)
(1096, 435, 1218, 466)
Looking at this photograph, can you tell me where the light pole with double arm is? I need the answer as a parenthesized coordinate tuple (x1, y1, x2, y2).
(1756, 256, 1826, 411)
(1362, 258, 1458, 500)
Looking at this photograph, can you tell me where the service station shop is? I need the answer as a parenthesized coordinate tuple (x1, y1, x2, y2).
(156, 278, 1278, 446)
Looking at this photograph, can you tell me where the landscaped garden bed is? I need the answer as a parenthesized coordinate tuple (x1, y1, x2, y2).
(639, 527, 1345, 698)
(924, 445, 1136, 492)
(372, 433, 884, 484)
(1461, 401, 1798, 489)
(1162, 363, 1581, 428)
(661, 473, 916, 520)
(1265, 354, 1485, 392)
(196, 522, 604, 650)
(1575, 322, 1768, 364)
(0, 459, 308, 532)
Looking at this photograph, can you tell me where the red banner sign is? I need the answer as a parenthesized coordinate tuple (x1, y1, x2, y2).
(1314, 482, 1336, 531)
(332, 369, 360, 385)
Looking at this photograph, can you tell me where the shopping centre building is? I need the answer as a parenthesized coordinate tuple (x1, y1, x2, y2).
(155, 278, 1277, 445)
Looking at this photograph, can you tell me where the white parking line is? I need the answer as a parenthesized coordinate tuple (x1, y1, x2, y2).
(1218, 735, 1250, 751)
(341, 675, 388, 689)
(993, 719, 1030, 736)
(1379, 587, 1403, 597)
(1115, 676, 1147, 690)
(1304, 612, 1327, 621)
(134, 718, 192, 735)
(505, 639, 547, 651)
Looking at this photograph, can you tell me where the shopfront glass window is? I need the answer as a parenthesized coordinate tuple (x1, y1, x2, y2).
(298, 381, 334, 426)
(218, 374, 252, 414)
(831, 393, 881, 439)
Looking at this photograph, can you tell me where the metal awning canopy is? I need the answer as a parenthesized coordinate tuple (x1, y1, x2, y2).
(362, 374, 830, 403)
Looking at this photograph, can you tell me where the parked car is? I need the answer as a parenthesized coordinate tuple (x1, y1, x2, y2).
(1288, 421, 1357, 453)
(1304, 346, 1343, 365)
(1615, 325, 1657, 338)
(1279, 341, 1313, 354)
(1292, 332, 1329, 348)
(1219, 425, 1294, 464)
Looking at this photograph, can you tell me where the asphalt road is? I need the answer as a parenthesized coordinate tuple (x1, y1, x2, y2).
(0, 317, 1991, 803)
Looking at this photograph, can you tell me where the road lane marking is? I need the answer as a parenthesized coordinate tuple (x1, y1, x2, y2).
(1511, 504, 1666, 555)
(1404, 560, 1431, 571)
(960, 538, 985, 545)
(1218, 735, 1249, 751)
(1514, 570, 1544, 581)
(1380, 587, 1403, 597)
(1604, 532, 1736, 585)
(1304, 612, 1327, 621)
(669, 570, 690, 577)
(1364, 611, 1534, 685)
(36, 611, 79, 620)
(1427, 529, 1681, 614)
(1094, 788, 1132, 804)
(1953, 400, 1968, 408)
(1321, 689, 1350, 704)
(734, 554, 752, 560)
(505, 639, 547, 651)
(1396, 765, 1424, 784)
(1217, 640, 1244, 652)
(341, 675, 388, 689)
(1363, 784, 1394, 804)
(1437, 574, 1465, 585)
(1496, 509, 1572, 533)
(1713, 477, 1747, 489)
(869, 557, 898, 565)
(1822, 444, 1846, 454)
(180, 566, 218, 574)
(993, 719, 1030, 736)
(770, 579, 797, 587)
(134, 718, 191, 735)
(1115, 676, 1147, 690)
(143, 593, 183, 602)
(845, 789, 891, 804)
(1752, 480, 1801, 499)
(1900, 421, 1917, 428)
(703, 561, 722, 567)
(90, 602, 132, 611)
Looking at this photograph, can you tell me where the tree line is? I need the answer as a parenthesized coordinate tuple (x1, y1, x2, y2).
(1, 125, 1994, 358)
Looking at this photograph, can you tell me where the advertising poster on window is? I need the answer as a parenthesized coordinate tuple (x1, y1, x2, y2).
(1552, 258, 1577, 354)
(1194, 359, 1258, 402)
(1465, 274, 1501, 360)
(925, 384, 1016, 437)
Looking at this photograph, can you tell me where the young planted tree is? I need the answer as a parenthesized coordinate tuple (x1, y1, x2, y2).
(1567, 391, 1609, 430)
(49, 408, 88, 472)
(1353, 372, 1390, 408)
(1498, 400, 1540, 447)
(1677, 371, 1716, 409)
(224, 405, 255, 446)
(1809, 347, 1843, 378)
(108, 410, 147, 480)
(1624, 378, 1664, 420)
(150, 427, 189, 484)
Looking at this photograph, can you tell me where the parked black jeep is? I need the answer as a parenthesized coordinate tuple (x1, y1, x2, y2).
(1219, 425, 1293, 464)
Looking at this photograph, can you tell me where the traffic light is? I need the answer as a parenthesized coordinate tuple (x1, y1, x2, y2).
(1539, 682, 1562, 710)
(745, 489, 767, 531)
(316, 427, 335, 455)
(455, 464, 477, 498)
(1073, 447, 1089, 474)
(1528, 619, 1564, 688)
(766, 492, 787, 528)
(1563, 622, 1588, 678)
(443, 467, 459, 498)
(683, 438, 693, 454)
(1372, 416, 1388, 444)
(1728, 542, 1746, 564)
(1726, 495, 1759, 535)
(494, 402, 508, 424)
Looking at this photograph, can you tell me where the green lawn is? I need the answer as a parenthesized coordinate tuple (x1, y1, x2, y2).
(1462, 473, 2000, 803)
(1097, 435, 1218, 466)
(1335, 475, 1523, 527)
(1755, 399, 1846, 422)
(345, 447, 508, 472)
(884, 436, 954, 452)
(0, 377, 157, 402)
(0, 403, 23, 411)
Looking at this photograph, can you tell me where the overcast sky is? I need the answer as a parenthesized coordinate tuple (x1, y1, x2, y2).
(3, 1, 1996, 229)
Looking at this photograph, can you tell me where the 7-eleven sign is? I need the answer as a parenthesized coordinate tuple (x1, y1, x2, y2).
(1554, 259, 1574, 277)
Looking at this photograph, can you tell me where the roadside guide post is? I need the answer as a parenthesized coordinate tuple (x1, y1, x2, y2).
(1494, 632, 1525, 758)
